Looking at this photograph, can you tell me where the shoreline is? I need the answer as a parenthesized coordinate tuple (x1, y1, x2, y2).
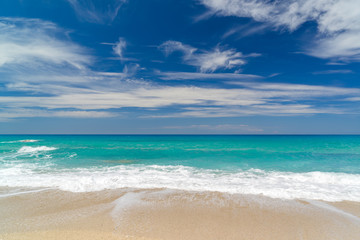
(1, 188, 360, 240)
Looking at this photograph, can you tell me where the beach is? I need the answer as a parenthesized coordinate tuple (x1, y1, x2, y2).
(1, 188, 360, 240)
(1, 135, 360, 239)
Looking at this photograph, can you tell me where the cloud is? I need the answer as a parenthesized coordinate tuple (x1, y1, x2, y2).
(345, 97, 360, 102)
(201, 0, 328, 31)
(195, 105, 325, 117)
(4, 70, 139, 96)
(1, 18, 359, 121)
(201, 0, 360, 62)
(157, 71, 262, 80)
(112, 37, 127, 59)
(222, 23, 269, 39)
(53, 110, 117, 118)
(159, 40, 197, 59)
(0, 17, 91, 70)
(0, 108, 117, 121)
(67, 0, 126, 24)
(193, 48, 246, 72)
(312, 70, 354, 75)
(1, 81, 359, 119)
(146, 104, 344, 118)
(0, 18, 142, 92)
(0, 17, 140, 120)
(308, 30, 360, 62)
(103, 37, 138, 61)
(159, 40, 255, 72)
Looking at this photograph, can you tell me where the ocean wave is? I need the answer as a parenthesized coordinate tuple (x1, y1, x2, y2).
(0, 164, 359, 202)
(0, 139, 40, 143)
(17, 146, 57, 154)
(19, 139, 40, 143)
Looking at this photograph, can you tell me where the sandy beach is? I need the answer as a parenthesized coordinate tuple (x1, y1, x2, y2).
(1, 188, 360, 240)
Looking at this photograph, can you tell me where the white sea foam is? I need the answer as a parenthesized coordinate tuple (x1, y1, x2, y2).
(307, 200, 360, 222)
(17, 146, 57, 154)
(0, 188, 54, 198)
(0, 139, 40, 143)
(0, 164, 360, 202)
(112, 191, 150, 226)
(19, 139, 40, 143)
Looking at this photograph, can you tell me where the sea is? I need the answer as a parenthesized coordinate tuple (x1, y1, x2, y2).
(1, 135, 360, 202)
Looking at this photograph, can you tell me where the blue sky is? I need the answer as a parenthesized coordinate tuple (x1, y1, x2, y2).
(0, 0, 359, 134)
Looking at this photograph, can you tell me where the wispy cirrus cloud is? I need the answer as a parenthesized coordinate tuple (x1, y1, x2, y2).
(142, 105, 345, 119)
(193, 48, 247, 72)
(67, 0, 127, 24)
(1, 17, 359, 121)
(312, 69, 353, 75)
(157, 71, 262, 80)
(201, 0, 328, 31)
(0, 17, 135, 120)
(222, 23, 268, 39)
(0, 109, 117, 122)
(159, 40, 196, 59)
(1, 81, 359, 119)
(112, 37, 127, 59)
(102, 37, 138, 61)
(154, 105, 338, 118)
(0, 18, 140, 88)
(201, 0, 360, 63)
(159, 40, 258, 72)
(345, 97, 360, 102)
(0, 17, 91, 70)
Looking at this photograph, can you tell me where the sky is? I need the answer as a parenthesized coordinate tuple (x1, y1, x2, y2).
(0, 0, 359, 134)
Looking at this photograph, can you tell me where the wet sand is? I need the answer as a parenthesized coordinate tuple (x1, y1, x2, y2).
(1, 188, 360, 240)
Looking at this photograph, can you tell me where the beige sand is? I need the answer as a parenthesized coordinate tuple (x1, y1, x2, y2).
(1, 188, 360, 240)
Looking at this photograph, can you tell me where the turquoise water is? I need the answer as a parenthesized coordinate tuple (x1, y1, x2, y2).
(1, 135, 360, 201)
(1, 135, 360, 172)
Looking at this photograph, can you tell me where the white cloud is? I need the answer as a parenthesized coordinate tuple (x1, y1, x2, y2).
(201, 0, 327, 30)
(112, 37, 127, 59)
(0, 82, 359, 119)
(157, 71, 262, 80)
(4, 70, 138, 96)
(67, 0, 126, 24)
(1, 18, 359, 121)
(222, 23, 268, 39)
(194, 105, 317, 116)
(159, 40, 197, 59)
(345, 97, 360, 102)
(0, 108, 117, 121)
(0, 17, 91, 70)
(201, 0, 360, 62)
(0, 17, 141, 120)
(160, 40, 254, 72)
(146, 104, 344, 118)
(193, 48, 246, 72)
(0, 18, 144, 95)
(308, 30, 360, 61)
(53, 110, 117, 118)
(312, 70, 353, 75)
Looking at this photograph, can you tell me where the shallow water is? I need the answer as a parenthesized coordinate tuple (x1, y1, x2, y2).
(1, 135, 360, 201)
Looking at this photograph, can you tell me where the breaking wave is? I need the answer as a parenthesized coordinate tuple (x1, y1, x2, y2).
(0, 164, 359, 202)
(17, 146, 57, 154)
